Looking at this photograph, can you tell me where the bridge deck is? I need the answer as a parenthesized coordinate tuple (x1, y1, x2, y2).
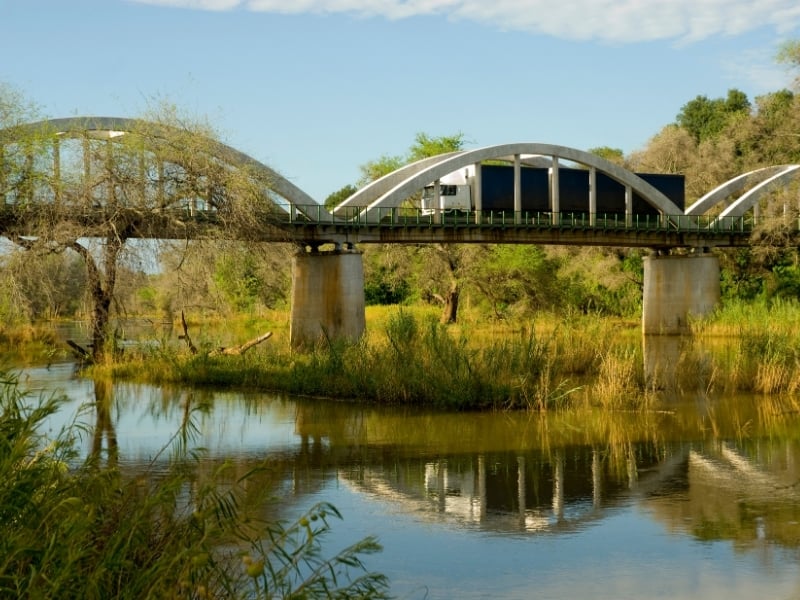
(0, 202, 782, 248)
(285, 206, 759, 248)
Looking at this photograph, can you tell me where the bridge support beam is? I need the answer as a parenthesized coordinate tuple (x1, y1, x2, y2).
(290, 247, 366, 350)
(642, 252, 720, 334)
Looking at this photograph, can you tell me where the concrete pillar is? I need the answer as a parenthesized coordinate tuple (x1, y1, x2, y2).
(642, 252, 720, 335)
(549, 157, 560, 226)
(290, 248, 366, 350)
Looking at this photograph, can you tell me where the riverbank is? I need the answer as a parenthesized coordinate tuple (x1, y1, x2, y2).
(10, 300, 800, 411)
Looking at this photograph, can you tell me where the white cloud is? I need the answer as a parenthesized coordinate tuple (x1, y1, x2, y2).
(721, 47, 794, 94)
(131, 0, 800, 44)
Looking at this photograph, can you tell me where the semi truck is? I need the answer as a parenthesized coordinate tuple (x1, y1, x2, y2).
(421, 164, 685, 217)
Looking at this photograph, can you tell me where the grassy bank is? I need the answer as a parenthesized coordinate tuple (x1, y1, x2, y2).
(105, 308, 646, 410)
(14, 300, 800, 410)
(688, 299, 800, 395)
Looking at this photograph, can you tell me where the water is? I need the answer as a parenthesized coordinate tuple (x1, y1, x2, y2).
(16, 361, 800, 599)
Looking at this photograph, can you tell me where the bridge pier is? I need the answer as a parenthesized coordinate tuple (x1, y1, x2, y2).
(289, 246, 366, 350)
(642, 251, 720, 334)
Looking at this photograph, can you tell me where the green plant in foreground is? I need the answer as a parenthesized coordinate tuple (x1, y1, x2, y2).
(0, 372, 390, 599)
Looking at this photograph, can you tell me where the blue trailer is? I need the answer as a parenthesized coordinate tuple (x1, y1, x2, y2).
(422, 164, 685, 216)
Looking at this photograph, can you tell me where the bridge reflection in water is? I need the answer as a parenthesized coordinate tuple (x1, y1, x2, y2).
(22, 362, 800, 598)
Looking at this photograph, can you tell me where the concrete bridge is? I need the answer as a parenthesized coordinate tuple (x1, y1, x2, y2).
(2, 117, 800, 347)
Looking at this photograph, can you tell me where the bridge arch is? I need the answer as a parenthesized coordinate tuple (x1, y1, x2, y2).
(1, 116, 321, 216)
(338, 143, 683, 222)
(685, 164, 800, 220)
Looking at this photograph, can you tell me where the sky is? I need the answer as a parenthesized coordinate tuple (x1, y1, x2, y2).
(1, 0, 799, 202)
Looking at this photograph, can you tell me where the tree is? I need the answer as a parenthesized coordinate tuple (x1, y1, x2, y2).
(408, 132, 466, 162)
(358, 154, 404, 187)
(588, 146, 625, 166)
(364, 132, 470, 322)
(0, 101, 282, 362)
(676, 88, 751, 144)
(324, 183, 357, 211)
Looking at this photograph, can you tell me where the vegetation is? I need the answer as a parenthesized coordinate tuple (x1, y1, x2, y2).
(0, 105, 288, 363)
(103, 307, 639, 410)
(3, 40, 800, 403)
(0, 372, 389, 598)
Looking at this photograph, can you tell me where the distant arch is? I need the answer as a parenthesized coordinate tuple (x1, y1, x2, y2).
(686, 165, 800, 217)
(1, 116, 322, 216)
(685, 164, 800, 219)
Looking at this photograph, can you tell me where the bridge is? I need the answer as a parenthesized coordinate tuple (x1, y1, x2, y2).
(2, 117, 800, 347)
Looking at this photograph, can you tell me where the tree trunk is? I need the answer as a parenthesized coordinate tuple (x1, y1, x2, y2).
(72, 237, 122, 364)
(435, 243, 460, 324)
(440, 279, 459, 324)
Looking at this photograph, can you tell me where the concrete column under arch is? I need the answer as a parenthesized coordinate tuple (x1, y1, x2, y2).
(642, 252, 720, 335)
(290, 247, 366, 350)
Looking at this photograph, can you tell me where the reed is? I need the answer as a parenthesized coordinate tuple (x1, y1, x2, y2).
(0, 372, 389, 599)
(93, 302, 800, 407)
(588, 344, 650, 410)
(107, 310, 637, 411)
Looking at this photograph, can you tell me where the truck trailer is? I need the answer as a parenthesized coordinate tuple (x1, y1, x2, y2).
(421, 164, 685, 217)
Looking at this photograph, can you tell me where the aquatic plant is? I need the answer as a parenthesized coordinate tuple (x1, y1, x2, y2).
(0, 372, 389, 599)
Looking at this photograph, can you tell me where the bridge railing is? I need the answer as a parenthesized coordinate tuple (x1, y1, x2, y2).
(283, 205, 761, 234)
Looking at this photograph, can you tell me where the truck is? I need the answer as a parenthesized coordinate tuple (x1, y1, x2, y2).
(420, 164, 685, 217)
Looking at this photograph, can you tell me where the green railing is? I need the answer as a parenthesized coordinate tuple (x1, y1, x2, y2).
(283, 205, 763, 235)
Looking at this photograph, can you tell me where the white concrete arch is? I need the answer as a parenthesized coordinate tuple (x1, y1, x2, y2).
(3, 116, 322, 216)
(334, 151, 465, 212)
(685, 165, 797, 216)
(334, 152, 555, 214)
(353, 143, 683, 222)
(709, 165, 800, 221)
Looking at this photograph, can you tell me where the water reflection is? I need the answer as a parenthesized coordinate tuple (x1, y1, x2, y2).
(19, 366, 800, 599)
(90, 377, 118, 467)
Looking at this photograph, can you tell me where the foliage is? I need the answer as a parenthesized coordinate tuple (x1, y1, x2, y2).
(357, 154, 404, 187)
(407, 132, 467, 162)
(0, 372, 389, 599)
(211, 247, 276, 313)
(0, 95, 289, 362)
(323, 183, 357, 211)
(109, 309, 632, 411)
(587, 146, 625, 166)
(676, 88, 751, 144)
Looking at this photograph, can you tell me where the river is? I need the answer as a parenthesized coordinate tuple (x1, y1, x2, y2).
(16, 357, 800, 599)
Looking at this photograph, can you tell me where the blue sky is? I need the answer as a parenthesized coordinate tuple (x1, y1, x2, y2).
(1, 0, 799, 201)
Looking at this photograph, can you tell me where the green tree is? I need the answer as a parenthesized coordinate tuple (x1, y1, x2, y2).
(353, 132, 470, 321)
(324, 183, 357, 211)
(588, 146, 625, 166)
(358, 154, 404, 186)
(676, 88, 751, 144)
(408, 132, 466, 162)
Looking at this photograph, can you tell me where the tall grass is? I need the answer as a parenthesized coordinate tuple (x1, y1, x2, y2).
(691, 299, 800, 394)
(0, 372, 389, 599)
(110, 310, 631, 411)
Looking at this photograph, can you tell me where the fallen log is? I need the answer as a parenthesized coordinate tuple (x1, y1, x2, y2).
(181, 311, 272, 356)
(66, 339, 92, 362)
(209, 332, 273, 357)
